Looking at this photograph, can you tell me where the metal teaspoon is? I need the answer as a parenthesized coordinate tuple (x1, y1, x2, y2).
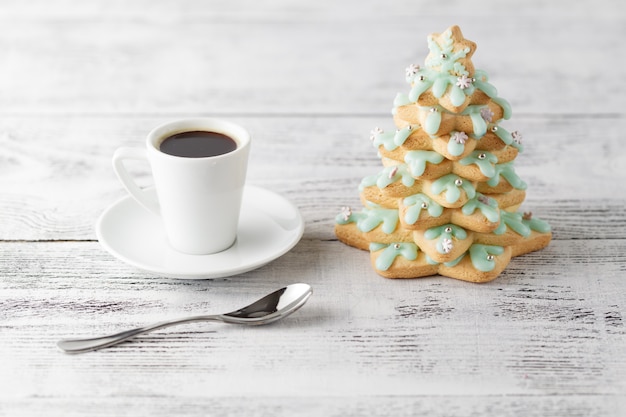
(57, 283, 312, 354)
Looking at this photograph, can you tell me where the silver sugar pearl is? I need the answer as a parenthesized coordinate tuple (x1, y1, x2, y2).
(478, 153, 487, 160)
(486, 255, 495, 261)
(491, 126, 498, 132)
(430, 107, 438, 113)
(441, 53, 447, 59)
(454, 179, 463, 186)
(418, 75, 425, 81)
(393, 243, 401, 250)
(444, 226, 453, 233)
(421, 202, 429, 209)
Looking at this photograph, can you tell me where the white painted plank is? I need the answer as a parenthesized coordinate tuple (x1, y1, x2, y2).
(0, 239, 625, 416)
(3, 395, 625, 417)
(0, 1, 624, 415)
(0, 0, 622, 115)
(0, 115, 623, 240)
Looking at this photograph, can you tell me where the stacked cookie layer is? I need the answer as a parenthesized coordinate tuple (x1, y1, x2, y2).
(335, 25, 551, 283)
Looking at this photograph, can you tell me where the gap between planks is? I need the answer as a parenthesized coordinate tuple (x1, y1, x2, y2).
(0, 112, 623, 119)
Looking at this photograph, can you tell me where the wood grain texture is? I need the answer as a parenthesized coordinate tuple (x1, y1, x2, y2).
(1, 239, 625, 416)
(0, 0, 623, 115)
(0, 115, 624, 241)
(0, 0, 624, 416)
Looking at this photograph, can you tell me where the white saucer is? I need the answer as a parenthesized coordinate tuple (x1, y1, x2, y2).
(95, 186, 304, 279)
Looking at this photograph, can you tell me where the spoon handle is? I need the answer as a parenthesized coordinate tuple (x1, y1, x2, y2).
(57, 315, 222, 354)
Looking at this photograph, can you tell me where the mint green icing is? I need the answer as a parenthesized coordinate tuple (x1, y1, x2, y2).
(492, 125, 513, 145)
(463, 106, 488, 137)
(431, 174, 476, 203)
(452, 62, 469, 77)
(399, 33, 513, 123)
(449, 84, 466, 106)
(424, 224, 467, 240)
(372, 126, 413, 151)
(424, 107, 442, 135)
(394, 92, 412, 107)
(486, 162, 527, 190)
(492, 211, 551, 235)
(370, 242, 385, 251)
(402, 193, 444, 224)
(462, 195, 500, 222)
(404, 150, 445, 177)
(493, 211, 530, 236)
(472, 70, 498, 97)
(372, 130, 397, 151)
(444, 253, 465, 267)
(491, 96, 512, 120)
(408, 68, 475, 105)
(409, 79, 432, 102)
(394, 127, 413, 147)
(409, 29, 474, 105)
(425, 29, 471, 72)
(425, 254, 439, 265)
(424, 224, 468, 255)
(335, 210, 359, 226)
(459, 150, 498, 178)
(447, 131, 467, 157)
(360, 164, 415, 191)
(369, 242, 418, 271)
(469, 244, 505, 272)
(432, 77, 449, 98)
(416, 103, 498, 139)
(523, 215, 551, 233)
(493, 214, 510, 235)
(426, 253, 466, 267)
(335, 207, 399, 234)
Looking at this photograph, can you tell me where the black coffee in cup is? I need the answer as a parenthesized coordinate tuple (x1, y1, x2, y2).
(159, 131, 237, 158)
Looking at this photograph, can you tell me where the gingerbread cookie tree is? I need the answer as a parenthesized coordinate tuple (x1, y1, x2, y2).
(335, 26, 551, 283)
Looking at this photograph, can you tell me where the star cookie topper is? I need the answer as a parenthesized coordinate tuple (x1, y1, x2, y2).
(425, 25, 477, 77)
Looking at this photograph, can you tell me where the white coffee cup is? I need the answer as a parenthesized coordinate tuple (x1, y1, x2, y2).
(112, 118, 251, 255)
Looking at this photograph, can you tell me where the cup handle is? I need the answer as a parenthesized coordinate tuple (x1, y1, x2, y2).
(112, 147, 160, 215)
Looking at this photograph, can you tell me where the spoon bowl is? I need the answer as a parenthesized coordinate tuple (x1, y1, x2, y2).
(57, 283, 312, 354)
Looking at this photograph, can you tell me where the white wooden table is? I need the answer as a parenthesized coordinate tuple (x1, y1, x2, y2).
(1, 1, 625, 415)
